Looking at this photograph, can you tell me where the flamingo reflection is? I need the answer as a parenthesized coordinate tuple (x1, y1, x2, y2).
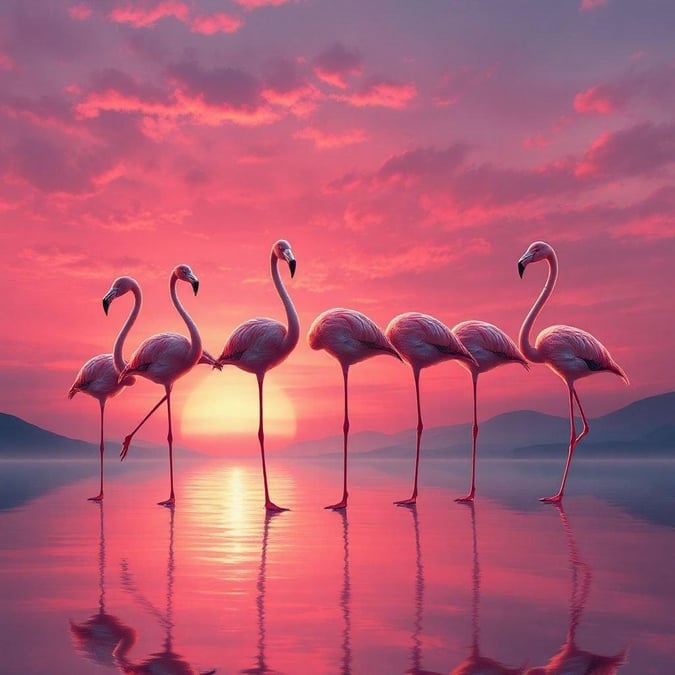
(241, 512, 280, 675)
(70, 502, 137, 667)
(402, 506, 441, 675)
(451, 504, 523, 675)
(525, 505, 627, 675)
(117, 508, 215, 674)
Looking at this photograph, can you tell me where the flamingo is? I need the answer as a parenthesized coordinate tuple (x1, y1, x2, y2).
(518, 241, 629, 503)
(308, 308, 401, 509)
(452, 320, 529, 502)
(385, 312, 478, 506)
(118, 264, 213, 507)
(68, 276, 142, 501)
(217, 240, 299, 513)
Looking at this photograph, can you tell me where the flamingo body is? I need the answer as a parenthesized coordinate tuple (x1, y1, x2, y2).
(518, 241, 628, 502)
(309, 308, 400, 509)
(217, 240, 299, 512)
(386, 313, 477, 505)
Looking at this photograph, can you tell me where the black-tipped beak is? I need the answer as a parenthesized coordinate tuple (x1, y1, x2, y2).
(289, 259, 296, 278)
(518, 261, 525, 278)
(103, 297, 111, 315)
(191, 279, 199, 295)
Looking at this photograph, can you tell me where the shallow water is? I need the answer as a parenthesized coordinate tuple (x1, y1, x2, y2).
(1, 455, 674, 674)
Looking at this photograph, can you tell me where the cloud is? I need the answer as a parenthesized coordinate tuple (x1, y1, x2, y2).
(0, 52, 14, 70)
(190, 12, 242, 34)
(376, 145, 469, 184)
(233, 0, 294, 8)
(313, 43, 363, 89)
(108, 1, 189, 28)
(434, 64, 496, 107)
(294, 126, 366, 149)
(68, 3, 92, 20)
(580, 0, 608, 11)
(334, 77, 416, 109)
(261, 59, 322, 115)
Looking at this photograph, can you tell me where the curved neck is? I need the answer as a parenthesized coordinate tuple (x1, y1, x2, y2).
(519, 250, 557, 363)
(271, 252, 299, 353)
(170, 275, 201, 365)
(113, 282, 142, 374)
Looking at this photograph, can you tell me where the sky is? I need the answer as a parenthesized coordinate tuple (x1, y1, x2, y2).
(1, 0, 674, 456)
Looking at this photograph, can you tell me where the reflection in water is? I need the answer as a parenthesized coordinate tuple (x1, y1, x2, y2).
(69, 502, 137, 668)
(402, 506, 441, 675)
(526, 506, 627, 675)
(338, 510, 352, 675)
(118, 508, 215, 674)
(241, 512, 279, 675)
(451, 504, 523, 675)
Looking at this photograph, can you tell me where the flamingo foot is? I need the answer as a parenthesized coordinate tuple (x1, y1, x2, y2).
(120, 436, 132, 461)
(158, 497, 175, 507)
(394, 496, 417, 507)
(454, 493, 475, 503)
(265, 501, 289, 513)
(540, 494, 563, 504)
(324, 498, 348, 510)
(88, 493, 104, 502)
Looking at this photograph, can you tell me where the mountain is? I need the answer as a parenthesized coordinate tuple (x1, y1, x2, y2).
(283, 391, 675, 459)
(0, 413, 195, 459)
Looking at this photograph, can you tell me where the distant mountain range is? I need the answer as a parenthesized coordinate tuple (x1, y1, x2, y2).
(1, 391, 673, 460)
(282, 391, 675, 459)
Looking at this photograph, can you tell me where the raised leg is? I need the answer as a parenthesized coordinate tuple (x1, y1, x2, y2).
(326, 365, 350, 510)
(89, 402, 105, 502)
(456, 372, 479, 503)
(158, 388, 175, 507)
(120, 394, 168, 460)
(395, 367, 423, 506)
(258, 374, 288, 512)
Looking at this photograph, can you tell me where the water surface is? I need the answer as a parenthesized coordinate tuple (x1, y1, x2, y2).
(1, 456, 674, 674)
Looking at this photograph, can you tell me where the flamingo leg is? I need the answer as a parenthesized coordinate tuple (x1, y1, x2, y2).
(395, 367, 423, 506)
(456, 372, 479, 503)
(89, 402, 105, 502)
(542, 384, 580, 503)
(120, 394, 168, 460)
(158, 387, 175, 507)
(258, 374, 289, 512)
(326, 365, 350, 510)
(572, 388, 590, 444)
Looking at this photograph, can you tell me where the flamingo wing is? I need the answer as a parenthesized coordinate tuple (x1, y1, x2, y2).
(68, 354, 124, 400)
(219, 318, 289, 372)
(122, 333, 194, 384)
(454, 320, 528, 370)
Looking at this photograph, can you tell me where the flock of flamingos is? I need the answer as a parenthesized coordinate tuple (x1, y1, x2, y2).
(68, 239, 629, 510)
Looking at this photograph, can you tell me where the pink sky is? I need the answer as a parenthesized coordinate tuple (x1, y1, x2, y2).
(1, 0, 674, 455)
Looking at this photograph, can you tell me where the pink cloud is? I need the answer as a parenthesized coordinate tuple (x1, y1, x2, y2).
(109, 1, 188, 28)
(0, 52, 15, 70)
(191, 13, 242, 35)
(68, 3, 92, 20)
(335, 78, 416, 109)
(434, 64, 496, 107)
(294, 126, 366, 149)
(574, 85, 616, 114)
(313, 44, 363, 89)
(233, 0, 293, 8)
(377, 145, 469, 184)
(261, 59, 322, 115)
(580, 0, 608, 11)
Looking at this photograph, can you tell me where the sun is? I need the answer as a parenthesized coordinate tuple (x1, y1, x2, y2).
(180, 369, 297, 449)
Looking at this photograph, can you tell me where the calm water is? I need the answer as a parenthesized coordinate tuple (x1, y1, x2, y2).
(1, 455, 674, 674)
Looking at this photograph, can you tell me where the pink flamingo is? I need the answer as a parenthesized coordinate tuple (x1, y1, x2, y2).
(308, 308, 401, 509)
(68, 276, 142, 501)
(452, 320, 529, 502)
(385, 312, 478, 506)
(217, 240, 299, 513)
(518, 241, 629, 503)
(118, 264, 213, 507)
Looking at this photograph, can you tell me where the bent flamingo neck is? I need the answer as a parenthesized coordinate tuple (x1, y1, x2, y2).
(271, 251, 299, 355)
(113, 282, 142, 374)
(519, 250, 558, 363)
(170, 274, 202, 366)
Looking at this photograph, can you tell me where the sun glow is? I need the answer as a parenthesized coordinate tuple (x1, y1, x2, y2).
(181, 369, 297, 447)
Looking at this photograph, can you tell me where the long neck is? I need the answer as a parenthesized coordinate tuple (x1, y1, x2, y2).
(271, 252, 299, 353)
(113, 282, 142, 374)
(170, 275, 202, 365)
(519, 250, 557, 363)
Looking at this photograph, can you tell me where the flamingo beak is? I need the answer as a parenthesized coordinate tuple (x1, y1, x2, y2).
(517, 251, 534, 278)
(518, 261, 525, 278)
(289, 258, 296, 278)
(102, 288, 117, 315)
(191, 279, 199, 295)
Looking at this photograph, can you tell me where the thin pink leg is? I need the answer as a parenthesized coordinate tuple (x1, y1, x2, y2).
(395, 367, 423, 506)
(158, 388, 175, 507)
(120, 394, 168, 460)
(542, 385, 580, 503)
(326, 365, 350, 510)
(456, 373, 479, 503)
(573, 389, 590, 444)
(89, 402, 105, 502)
(258, 374, 288, 512)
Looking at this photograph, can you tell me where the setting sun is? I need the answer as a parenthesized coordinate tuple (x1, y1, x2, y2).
(181, 369, 297, 450)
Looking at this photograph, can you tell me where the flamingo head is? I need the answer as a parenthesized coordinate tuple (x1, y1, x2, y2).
(102, 276, 138, 315)
(273, 239, 296, 278)
(518, 240, 554, 278)
(173, 264, 199, 295)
